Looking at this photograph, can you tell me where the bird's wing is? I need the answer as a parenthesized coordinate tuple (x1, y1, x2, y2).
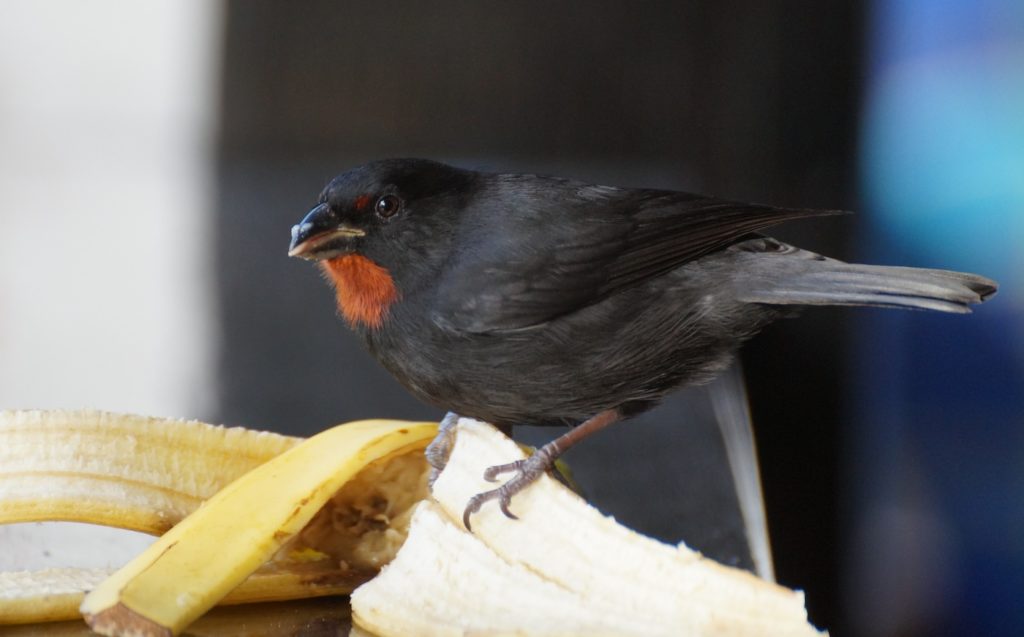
(432, 180, 838, 334)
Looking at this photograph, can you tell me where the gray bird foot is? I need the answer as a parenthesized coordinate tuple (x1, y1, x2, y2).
(425, 411, 460, 485)
(462, 450, 554, 531)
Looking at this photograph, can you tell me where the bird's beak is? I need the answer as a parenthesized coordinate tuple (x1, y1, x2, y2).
(288, 202, 366, 260)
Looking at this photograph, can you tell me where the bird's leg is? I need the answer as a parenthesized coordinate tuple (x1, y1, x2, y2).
(425, 411, 461, 485)
(462, 408, 621, 530)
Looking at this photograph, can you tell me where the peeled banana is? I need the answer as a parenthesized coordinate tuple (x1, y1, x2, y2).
(353, 418, 823, 636)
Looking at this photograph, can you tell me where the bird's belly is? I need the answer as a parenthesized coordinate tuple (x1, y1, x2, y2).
(365, 275, 769, 428)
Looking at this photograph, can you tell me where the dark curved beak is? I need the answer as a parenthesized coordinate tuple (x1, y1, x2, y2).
(288, 203, 365, 260)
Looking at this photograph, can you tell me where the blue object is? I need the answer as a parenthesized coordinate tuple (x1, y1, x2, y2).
(857, 1, 1024, 634)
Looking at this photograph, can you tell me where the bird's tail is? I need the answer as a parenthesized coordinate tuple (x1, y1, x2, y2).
(706, 361, 775, 582)
(730, 238, 997, 313)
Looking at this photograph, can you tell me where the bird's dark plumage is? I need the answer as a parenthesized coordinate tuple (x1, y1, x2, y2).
(289, 158, 997, 522)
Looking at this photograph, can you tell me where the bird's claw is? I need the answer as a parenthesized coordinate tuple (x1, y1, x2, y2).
(462, 484, 519, 531)
(462, 453, 551, 531)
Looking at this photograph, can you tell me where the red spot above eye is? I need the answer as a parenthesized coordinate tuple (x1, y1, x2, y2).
(354, 195, 371, 211)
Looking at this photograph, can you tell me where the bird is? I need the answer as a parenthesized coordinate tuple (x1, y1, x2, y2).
(288, 158, 997, 530)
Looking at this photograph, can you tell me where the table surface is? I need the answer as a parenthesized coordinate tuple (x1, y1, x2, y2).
(3, 598, 364, 637)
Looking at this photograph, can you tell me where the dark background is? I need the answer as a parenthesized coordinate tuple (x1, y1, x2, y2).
(215, 1, 861, 632)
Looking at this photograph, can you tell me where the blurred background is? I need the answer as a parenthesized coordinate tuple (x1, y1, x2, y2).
(1, 1, 1021, 634)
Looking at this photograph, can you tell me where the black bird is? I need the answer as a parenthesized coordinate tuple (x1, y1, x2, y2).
(288, 158, 997, 529)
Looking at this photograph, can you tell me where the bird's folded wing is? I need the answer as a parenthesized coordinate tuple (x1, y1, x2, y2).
(432, 184, 839, 334)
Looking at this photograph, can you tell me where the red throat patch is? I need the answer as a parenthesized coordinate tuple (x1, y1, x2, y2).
(320, 255, 400, 329)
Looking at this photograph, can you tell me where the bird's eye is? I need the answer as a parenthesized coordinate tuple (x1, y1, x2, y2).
(375, 194, 401, 218)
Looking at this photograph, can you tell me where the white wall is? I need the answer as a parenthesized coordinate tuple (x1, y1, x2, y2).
(0, 0, 223, 571)
(0, 0, 220, 416)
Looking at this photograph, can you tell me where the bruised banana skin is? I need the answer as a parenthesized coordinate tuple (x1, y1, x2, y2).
(79, 419, 436, 637)
(352, 419, 824, 637)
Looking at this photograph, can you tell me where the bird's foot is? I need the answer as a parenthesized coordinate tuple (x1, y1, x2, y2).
(425, 412, 460, 485)
(462, 449, 554, 531)
(461, 409, 622, 531)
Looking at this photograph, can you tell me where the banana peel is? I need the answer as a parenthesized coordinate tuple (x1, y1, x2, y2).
(0, 410, 823, 636)
(0, 410, 435, 627)
(80, 418, 434, 636)
(0, 410, 300, 535)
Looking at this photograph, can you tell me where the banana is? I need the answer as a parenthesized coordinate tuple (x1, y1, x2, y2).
(0, 411, 435, 628)
(351, 418, 824, 636)
(79, 418, 435, 636)
(0, 409, 300, 624)
(2, 411, 823, 636)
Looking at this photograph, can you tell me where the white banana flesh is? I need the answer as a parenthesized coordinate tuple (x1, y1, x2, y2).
(352, 418, 824, 636)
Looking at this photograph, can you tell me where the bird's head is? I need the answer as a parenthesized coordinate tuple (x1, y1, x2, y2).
(289, 158, 475, 329)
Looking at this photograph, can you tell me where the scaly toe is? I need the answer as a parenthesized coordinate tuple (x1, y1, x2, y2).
(483, 459, 524, 482)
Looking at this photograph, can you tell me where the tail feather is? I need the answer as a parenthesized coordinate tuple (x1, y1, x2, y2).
(731, 239, 997, 314)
